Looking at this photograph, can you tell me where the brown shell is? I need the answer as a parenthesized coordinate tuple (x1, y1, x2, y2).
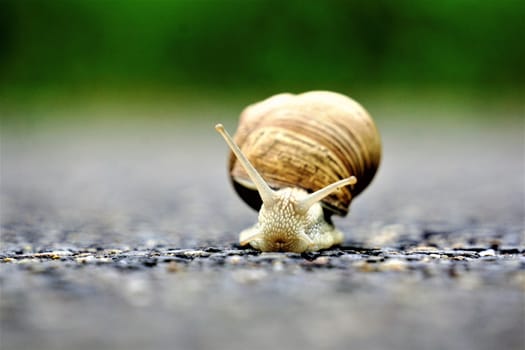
(228, 91, 381, 217)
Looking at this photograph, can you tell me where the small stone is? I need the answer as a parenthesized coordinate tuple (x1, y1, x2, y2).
(105, 249, 123, 255)
(226, 255, 243, 265)
(479, 249, 496, 257)
(313, 256, 330, 265)
(183, 250, 211, 258)
(409, 246, 439, 253)
(76, 255, 97, 264)
(379, 259, 407, 272)
(34, 250, 72, 259)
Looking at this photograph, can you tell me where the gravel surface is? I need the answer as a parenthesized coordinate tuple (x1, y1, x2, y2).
(1, 113, 524, 350)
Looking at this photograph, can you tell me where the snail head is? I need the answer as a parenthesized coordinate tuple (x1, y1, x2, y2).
(215, 124, 356, 252)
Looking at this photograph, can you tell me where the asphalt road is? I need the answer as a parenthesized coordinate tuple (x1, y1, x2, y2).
(1, 109, 524, 350)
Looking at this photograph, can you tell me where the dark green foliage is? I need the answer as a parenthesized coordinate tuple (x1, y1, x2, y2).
(0, 0, 523, 94)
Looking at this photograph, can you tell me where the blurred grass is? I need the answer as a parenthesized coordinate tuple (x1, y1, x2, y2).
(0, 0, 523, 127)
(2, 87, 522, 138)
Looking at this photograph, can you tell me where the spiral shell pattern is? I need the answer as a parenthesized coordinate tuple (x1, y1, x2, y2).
(229, 91, 381, 216)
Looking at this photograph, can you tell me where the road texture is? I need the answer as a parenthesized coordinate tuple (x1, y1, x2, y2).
(1, 107, 524, 350)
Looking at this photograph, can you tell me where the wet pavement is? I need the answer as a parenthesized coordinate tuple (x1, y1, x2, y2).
(1, 111, 524, 350)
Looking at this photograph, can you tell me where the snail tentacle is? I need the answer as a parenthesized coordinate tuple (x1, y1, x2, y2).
(296, 176, 357, 214)
(215, 124, 275, 205)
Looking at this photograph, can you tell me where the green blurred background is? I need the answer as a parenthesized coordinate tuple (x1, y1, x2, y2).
(0, 0, 523, 124)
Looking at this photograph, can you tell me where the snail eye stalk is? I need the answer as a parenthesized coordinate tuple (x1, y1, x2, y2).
(215, 124, 275, 206)
(296, 176, 357, 214)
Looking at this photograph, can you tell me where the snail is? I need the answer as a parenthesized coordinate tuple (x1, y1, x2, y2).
(215, 91, 381, 253)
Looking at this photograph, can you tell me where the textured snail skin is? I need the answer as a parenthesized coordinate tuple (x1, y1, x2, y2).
(239, 188, 343, 252)
(216, 91, 381, 253)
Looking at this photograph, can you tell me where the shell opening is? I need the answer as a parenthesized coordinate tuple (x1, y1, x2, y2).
(215, 123, 275, 205)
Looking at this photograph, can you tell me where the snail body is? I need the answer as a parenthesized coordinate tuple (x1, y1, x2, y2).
(216, 91, 381, 253)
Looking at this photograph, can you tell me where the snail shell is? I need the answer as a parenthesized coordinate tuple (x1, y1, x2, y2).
(228, 91, 381, 218)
